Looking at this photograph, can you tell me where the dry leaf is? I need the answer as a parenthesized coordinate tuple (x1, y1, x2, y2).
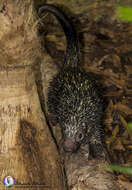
(115, 103, 132, 115)
(112, 125, 119, 137)
(113, 139, 125, 151)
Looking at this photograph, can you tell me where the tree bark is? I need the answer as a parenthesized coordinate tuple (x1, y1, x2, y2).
(0, 0, 66, 190)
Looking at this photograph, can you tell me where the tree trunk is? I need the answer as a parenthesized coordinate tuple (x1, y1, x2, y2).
(0, 0, 66, 190)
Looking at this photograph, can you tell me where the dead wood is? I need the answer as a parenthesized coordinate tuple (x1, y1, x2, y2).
(0, 0, 67, 190)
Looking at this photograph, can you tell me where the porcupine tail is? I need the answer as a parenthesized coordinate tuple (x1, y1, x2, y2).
(38, 4, 80, 68)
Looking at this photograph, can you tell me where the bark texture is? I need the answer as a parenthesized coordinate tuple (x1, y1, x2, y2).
(0, 0, 66, 190)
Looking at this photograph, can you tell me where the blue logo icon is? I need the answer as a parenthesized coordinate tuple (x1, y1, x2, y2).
(3, 176, 15, 188)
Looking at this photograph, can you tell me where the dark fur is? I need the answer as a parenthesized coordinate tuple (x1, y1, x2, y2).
(38, 4, 104, 157)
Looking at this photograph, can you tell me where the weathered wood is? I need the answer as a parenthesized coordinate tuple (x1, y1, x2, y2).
(0, 0, 66, 189)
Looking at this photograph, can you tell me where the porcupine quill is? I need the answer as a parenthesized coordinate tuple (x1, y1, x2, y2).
(38, 4, 105, 158)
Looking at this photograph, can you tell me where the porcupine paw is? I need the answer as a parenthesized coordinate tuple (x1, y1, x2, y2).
(90, 142, 106, 160)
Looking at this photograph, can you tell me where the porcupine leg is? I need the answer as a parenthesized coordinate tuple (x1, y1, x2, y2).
(89, 127, 105, 159)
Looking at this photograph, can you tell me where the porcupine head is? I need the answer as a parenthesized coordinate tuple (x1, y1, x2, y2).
(62, 112, 88, 152)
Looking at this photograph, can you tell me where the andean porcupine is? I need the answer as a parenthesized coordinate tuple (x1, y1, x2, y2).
(38, 4, 104, 157)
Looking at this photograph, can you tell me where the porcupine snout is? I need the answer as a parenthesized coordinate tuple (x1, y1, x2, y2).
(62, 127, 85, 152)
(63, 138, 78, 152)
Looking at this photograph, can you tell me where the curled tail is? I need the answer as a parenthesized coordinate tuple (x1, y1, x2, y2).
(38, 4, 80, 68)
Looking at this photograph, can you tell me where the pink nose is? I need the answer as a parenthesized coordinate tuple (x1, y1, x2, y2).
(63, 139, 77, 152)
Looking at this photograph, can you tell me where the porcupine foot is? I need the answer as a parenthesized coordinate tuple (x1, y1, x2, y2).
(89, 129, 106, 159)
(90, 141, 105, 159)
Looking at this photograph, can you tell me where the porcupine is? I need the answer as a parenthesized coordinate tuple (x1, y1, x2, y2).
(38, 4, 105, 158)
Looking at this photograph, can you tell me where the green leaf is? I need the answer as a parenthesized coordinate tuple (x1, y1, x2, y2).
(106, 164, 132, 174)
(117, 6, 132, 22)
(128, 122, 132, 131)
